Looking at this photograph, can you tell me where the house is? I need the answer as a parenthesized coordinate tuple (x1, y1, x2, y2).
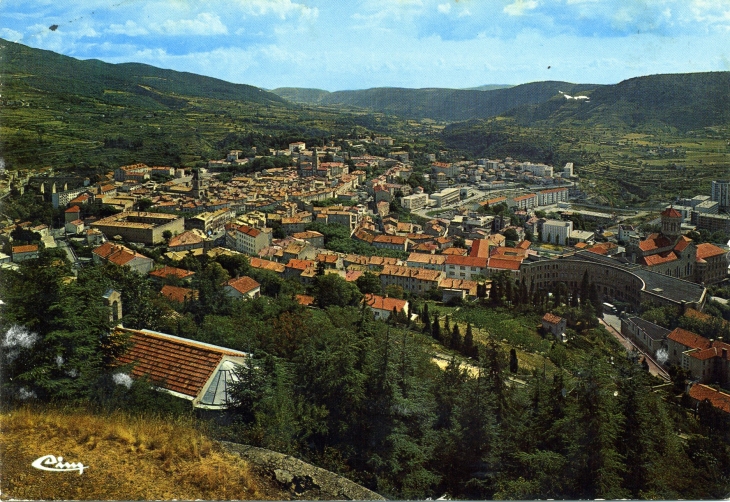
(167, 230, 205, 253)
(160, 284, 196, 304)
(115, 327, 248, 409)
(687, 384, 730, 415)
(621, 316, 670, 357)
(666, 327, 730, 386)
(444, 255, 488, 280)
(542, 313, 567, 340)
(224, 276, 261, 300)
(149, 265, 195, 284)
(363, 294, 409, 321)
(92, 242, 154, 275)
(65, 205, 82, 223)
(11, 244, 39, 262)
(65, 219, 85, 235)
(439, 278, 478, 303)
(379, 265, 444, 295)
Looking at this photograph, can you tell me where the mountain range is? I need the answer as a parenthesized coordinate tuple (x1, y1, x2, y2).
(271, 82, 599, 122)
(2, 37, 730, 146)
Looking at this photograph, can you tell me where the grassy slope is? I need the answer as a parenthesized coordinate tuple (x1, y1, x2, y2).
(0, 407, 289, 500)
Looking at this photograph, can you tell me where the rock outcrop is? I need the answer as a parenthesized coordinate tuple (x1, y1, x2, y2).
(220, 441, 385, 500)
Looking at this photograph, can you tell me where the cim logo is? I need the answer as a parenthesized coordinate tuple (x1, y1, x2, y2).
(32, 454, 88, 475)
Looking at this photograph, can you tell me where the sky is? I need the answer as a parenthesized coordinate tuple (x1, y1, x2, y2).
(1, 0, 730, 91)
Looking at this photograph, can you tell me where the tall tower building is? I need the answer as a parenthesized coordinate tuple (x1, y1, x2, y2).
(313, 147, 320, 172)
(711, 180, 730, 209)
(192, 168, 208, 200)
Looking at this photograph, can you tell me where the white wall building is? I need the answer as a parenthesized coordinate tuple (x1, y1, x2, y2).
(542, 219, 574, 246)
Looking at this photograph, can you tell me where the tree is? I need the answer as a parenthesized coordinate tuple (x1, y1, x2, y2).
(444, 314, 451, 333)
(464, 323, 475, 358)
(356, 271, 382, 295)
(432, 313, 441, 342)
(503, 228, 519, 242)
(162, 229, 173, 242)
(450, 323, 462, 351)
(509, 348, 518, 373)
(312, 273, 362, 309)
(422, 302, 431, 333)
(385, 284, 406, 299)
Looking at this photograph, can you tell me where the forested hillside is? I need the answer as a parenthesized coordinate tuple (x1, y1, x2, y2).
(2, 250, 729, 500)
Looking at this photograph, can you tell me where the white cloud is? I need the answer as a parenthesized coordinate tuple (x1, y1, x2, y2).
(0, 27, 23, 41)
(438, 3, 451, 14)
(155, 13, 228, 36)
(107, 20, 148, 36)
(458, 9, 472, 18)
(233, 0, 319, 20)
(504, 0, 539, 17)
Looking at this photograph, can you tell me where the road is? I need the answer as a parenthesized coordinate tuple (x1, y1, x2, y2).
(600, 314, 670, 381)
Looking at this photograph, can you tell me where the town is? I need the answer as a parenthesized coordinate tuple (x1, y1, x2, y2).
(3, 136, 730, 401)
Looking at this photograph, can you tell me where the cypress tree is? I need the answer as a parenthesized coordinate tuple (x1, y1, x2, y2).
(422, 302, 431, 333)
(444, 314, 451, 333)
(432, 312, 441, 342)
(464, 323, 475, 358)
(450, 323, 462, 351)
(509, 347, 518, 373)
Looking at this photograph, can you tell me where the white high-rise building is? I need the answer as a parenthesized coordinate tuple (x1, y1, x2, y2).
(711, 180, 730, 209)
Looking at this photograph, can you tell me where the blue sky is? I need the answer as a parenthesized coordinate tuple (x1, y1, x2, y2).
(2, 0, 729, 91)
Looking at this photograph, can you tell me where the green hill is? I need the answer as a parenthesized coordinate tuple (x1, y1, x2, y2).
(504, 72, 730, 131)
(0, 40, 394, 171)
(271, 82, 598, 122)
(270, 87, 331, 104)
(1, 39, 286, 107)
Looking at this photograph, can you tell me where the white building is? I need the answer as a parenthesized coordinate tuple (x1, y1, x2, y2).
(430, 187, 460, 207)
(711, 180, 730, 208)
(542, 219, 574, 246)
(401, 193, 430, 211)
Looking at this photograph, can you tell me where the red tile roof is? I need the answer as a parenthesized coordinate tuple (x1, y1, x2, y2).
(149, 265, 195, 280)
(542, 312, 563, 325)
(168, 231, 204, 248)
(237, 224, 261, 237)
(363, 294, 408, 313)
(295, 294, 315, 306)
(696, 242, 726, 260)
(12, 244, 39, 254)
(116, 328, 246, 399)
(688, 384, 730, 414)
(638, 233, 673, 252)
(667, 327, 711, 350)
(488, 258, 522, 270)
(160, 285, 196, 303)
(65, 206, 81, 213)
(469, 239, 490, 258)
(640, 251, 678, 266)
(226, 276, 260, 296)
(661, 207, 683, 218)
(445, 255, 488, 268)
(674, 236, 692, 252)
